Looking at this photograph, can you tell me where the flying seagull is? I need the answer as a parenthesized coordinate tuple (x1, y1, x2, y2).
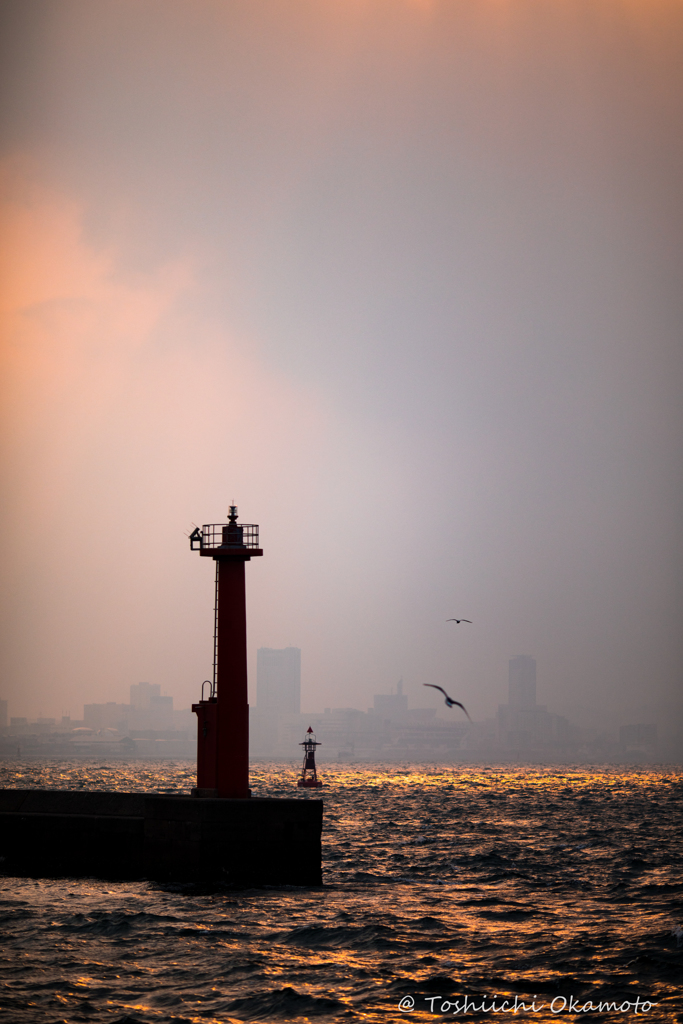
(423, 684, 472, 720)
(447, 618, 472, 624)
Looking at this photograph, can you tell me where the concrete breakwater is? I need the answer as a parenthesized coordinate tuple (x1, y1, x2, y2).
(0, 789, 322, 885)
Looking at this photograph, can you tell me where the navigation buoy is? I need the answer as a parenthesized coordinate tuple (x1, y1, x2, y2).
(297, 727, 323, 788)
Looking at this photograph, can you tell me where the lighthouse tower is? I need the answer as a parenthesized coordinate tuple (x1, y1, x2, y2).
(189, 506, 262, 798)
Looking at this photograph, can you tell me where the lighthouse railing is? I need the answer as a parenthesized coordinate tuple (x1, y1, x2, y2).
(191, 523, 260, 551)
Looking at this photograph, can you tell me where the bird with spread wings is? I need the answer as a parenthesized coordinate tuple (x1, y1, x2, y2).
(423, 684, 472, 720)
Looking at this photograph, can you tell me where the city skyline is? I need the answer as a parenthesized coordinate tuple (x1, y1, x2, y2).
(1, 650, 672, 760)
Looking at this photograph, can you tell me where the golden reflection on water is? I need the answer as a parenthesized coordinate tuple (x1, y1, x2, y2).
(1, 759, 680, 1023)
(255, 763, 682, 796)
(1, 759, 680, 797)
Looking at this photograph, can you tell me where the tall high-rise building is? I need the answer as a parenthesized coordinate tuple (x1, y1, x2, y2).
(498, 655, 568, 751)
(256, 647, 301, 715)
(508, 656, 536, 710)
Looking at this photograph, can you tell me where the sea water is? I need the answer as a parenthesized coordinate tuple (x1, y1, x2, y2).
(0, 760, 681, 1023)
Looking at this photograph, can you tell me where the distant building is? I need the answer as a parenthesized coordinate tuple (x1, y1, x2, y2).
(84, 702, 132, 732)
(251, 647, 302, 755)
(497, 656, 568, 751)
(508, 655, 536, 710)
(81, 682, 177, 734)
(130, 682, 161, 709)
(0, 684, 195, 757)
(0, 699, 7, 730)
(620, 723, 657, 748)
(372, 679, 408, 719)
(256, 647, 301, 715)
(126, 682, 174, 728)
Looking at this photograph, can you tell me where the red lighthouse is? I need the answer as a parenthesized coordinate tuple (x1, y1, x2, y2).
(190, 506, 262, 798)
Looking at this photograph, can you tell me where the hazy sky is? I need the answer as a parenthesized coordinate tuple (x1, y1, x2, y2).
(1, 0, 681, 736)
